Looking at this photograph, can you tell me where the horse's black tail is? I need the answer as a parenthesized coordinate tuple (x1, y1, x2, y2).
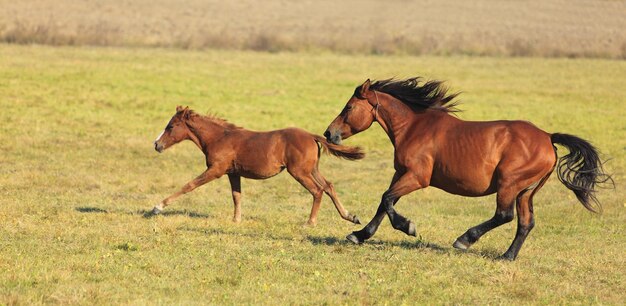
(312, 135, 365, 161)
(551, 133, 613, 213)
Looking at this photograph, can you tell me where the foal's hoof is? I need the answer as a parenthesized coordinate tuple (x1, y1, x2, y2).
(144, 207, 162, 218)
(452, 239, 470, 250)
(407, 221, 417, 237)
(352, 215, 361, 225)
(346, 232, 364, 244)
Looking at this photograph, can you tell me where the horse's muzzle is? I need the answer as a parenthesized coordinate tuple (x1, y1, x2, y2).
(324, 130, 342, 145)
(154, 142, 164, 153)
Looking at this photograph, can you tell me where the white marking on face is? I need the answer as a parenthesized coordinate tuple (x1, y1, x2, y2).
(155, 130, 165, 143)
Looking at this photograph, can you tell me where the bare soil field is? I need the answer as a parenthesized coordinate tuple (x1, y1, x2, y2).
(1, 0, 625, 58)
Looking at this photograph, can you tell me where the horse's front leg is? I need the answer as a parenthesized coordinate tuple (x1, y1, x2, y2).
(347, 171, 422, 244)
(150, 168, 222, 215)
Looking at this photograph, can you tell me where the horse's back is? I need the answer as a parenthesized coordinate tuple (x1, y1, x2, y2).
(224, 127, 318, 178)
(428, 118, 555, 196)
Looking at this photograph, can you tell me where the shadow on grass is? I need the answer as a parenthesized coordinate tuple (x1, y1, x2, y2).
(75, 206, 108, 213)
(307, 235, 504, 260)
(179, 226, 295, 242)
(136, 209, 212, 219)
(75, 206, 212, 219)
(307, 235, 447, 253)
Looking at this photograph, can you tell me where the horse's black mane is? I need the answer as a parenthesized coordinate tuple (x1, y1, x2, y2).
(355, 77, 460, 113)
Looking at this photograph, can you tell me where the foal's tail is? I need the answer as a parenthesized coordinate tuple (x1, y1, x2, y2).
(312, 135, 365, 161)
(551, 133, 613, 213)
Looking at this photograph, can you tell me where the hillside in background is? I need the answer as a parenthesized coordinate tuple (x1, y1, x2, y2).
(1, 0, 625, 58)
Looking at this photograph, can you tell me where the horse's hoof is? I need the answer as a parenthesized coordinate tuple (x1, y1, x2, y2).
(346, 233, 363, 244)
(407, 221, 417, 236)
(497, 253, 516, 261)
(144, 207, 162, 218)
(452, 239, 469, 250)
(352, 215, 361, 225)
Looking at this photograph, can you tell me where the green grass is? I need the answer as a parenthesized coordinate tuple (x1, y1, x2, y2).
(0, 44, 624, 305)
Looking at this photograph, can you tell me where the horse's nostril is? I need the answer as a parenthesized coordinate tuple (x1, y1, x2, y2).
(323, 130, 331, 138)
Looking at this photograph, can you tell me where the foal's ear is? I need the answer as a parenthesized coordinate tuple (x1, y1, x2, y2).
(176, 105, 191, 119)
(182, 106, 191, 119)
(359, 79, 371, 96)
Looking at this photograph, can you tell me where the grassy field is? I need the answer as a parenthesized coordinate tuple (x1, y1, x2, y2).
(0, 44, 625, 304)
(1, 0, 625, 58)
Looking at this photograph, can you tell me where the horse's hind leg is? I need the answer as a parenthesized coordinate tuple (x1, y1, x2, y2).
(288, 168, 324, 226)
(312, 169, 360, 224)
(498, 189, 535, 260)
(453, 191, 515, 250)
(500, 174, 550, 260)
(228, 174, 242, 223)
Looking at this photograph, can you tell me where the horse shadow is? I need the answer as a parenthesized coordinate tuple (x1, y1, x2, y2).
(179, 226, 295, 242)
(307, 235, 447, 252)
(137, 209, 212, 219)
(75, 206, 108, 213)
(306, 235, 502, 260)
(74, 206, 211, 219)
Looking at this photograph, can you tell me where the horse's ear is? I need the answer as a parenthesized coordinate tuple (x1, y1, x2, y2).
(176, 105, 184, 112)
(181, 106, 191, 119)
(359, 79, 371, 96)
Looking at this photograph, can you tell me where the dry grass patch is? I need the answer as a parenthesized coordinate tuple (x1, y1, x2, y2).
(0, 0, 625, 58)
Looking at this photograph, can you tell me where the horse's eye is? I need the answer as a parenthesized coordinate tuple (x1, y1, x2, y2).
(166, 125, 173, 130)
(346, 105, 353, 111)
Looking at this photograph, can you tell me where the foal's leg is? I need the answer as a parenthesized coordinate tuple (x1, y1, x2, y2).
(453, 190, 515, 250)
(347, 172, 421, 244)
(288, 169, 324, 226)
(228, 174, 242, 223)
(312, 169, 360, 224)
(151, 168, 222, 215)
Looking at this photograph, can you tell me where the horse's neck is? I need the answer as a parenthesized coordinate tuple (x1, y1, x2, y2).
(186, 117, 228, 150)
(376, 97, 446, 146)
(375, 97, 415, 145)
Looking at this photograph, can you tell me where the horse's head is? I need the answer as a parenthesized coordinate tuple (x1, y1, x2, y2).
(154, 106, 193, 153)
(324, 79, 377, 145)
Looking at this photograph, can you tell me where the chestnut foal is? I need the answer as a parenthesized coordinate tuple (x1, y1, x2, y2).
(151, 106, 364, 226)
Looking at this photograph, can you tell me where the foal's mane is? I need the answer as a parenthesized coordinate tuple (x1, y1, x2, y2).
(184, 109, 241, 130)
(356, 77, 460, 113)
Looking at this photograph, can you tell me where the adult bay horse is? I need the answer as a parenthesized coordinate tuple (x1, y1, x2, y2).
(152, 106, 364, 226)
(324, 77, 611, 260)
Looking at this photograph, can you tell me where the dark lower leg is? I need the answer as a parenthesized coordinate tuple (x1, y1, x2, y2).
(386, 198, 416, 236)
(453, 209, 514, 249)
(348, 171, 420, 243)
(500, 220, 534, 260)
(347, 205, 387, 243)
(501, 191, 536, 260)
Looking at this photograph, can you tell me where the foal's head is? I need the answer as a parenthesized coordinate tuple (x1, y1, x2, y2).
(324, 79, 377, 145)
(154, 106, 193, 153)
